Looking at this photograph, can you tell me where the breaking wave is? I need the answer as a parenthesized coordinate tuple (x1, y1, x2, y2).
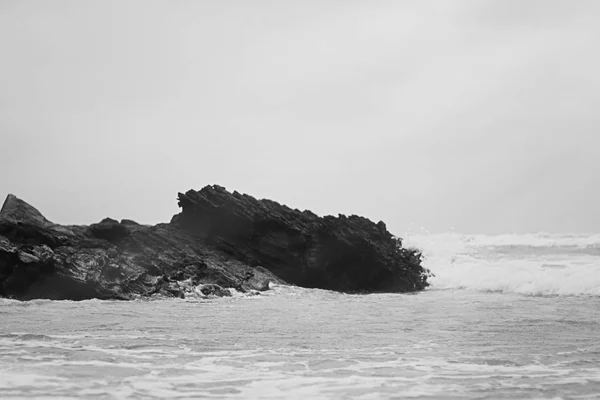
(404, 233, 600, 297)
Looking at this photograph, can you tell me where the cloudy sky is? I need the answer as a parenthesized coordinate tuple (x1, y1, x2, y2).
(1, 0, 599, 234)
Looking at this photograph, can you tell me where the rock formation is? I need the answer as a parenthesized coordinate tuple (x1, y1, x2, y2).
(0, 186, 429, 300)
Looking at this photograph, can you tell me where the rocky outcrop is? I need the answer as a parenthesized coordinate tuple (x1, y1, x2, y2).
(0, 186, 429, 300)
(173, 186, 428, 292)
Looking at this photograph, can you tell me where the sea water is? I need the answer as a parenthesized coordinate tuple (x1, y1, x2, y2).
(1, 233, 600, 399)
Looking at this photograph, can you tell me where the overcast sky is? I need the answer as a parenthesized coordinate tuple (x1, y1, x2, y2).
(1, 0, 599, 234)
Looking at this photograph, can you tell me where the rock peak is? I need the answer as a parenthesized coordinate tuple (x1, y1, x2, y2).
(0, 194, 51, 227)
(1, 194, 17, 214)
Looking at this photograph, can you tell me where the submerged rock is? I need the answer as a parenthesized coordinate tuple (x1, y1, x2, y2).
(195, 283, 232, 297)
(0, 186, 429, 300)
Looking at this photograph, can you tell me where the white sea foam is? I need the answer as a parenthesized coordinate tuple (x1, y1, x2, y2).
(405, 231, 600, 249)
(1, 282, 599, 399)
(404, 232, 600, 296)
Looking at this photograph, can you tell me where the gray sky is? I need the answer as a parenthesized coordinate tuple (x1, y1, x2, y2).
(1, 0, 599, 234)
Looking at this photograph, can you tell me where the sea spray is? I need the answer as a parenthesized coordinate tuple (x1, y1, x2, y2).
(404, 232, 600, 296)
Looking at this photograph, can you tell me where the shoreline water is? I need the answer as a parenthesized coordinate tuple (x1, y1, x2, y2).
(2, 233, 600, 399)
(1, 287, 599, 399)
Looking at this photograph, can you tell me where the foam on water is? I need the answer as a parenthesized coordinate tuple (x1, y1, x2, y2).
(2, 233, 600, 399)
(404, 232, 600, 296)
(0, 332, 598, 399)
(1, 288, 600, 399)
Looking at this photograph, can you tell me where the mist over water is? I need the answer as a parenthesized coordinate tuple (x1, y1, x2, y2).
(1, 233, 600, 399)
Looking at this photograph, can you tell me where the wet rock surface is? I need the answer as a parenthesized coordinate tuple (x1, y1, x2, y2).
(0, 186, 429, 300)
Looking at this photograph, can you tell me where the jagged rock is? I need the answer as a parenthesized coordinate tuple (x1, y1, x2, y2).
(195, 283, 231, 297)
(0, 186, 429, 300)
(1, 194, 50, 228)
(173, 185, 429, 292)
(0, 194, 73, 247)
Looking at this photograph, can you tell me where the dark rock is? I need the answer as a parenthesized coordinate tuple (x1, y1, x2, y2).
(196, 283, 231, 297)
(0, 186, 429, 300)
(173, 186, 429, 293)
(0, 194, 74, 247)
(89, 218, 130, 243)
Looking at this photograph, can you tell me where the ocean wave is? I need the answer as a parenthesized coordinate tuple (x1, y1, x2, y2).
(1, 344, 595, 399)
(404, 232, 600, 249)
(404, 233, 600, 297)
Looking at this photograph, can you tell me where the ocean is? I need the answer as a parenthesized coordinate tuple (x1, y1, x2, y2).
(1, 233, 599, 399)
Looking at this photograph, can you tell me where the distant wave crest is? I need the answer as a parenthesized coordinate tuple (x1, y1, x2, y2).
(404, 233, 600, 296)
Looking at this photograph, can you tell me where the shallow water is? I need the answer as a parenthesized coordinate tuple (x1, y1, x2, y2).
(1, 233, 600, 399)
